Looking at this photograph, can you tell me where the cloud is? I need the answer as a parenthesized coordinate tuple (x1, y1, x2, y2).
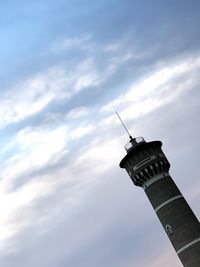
(74, 58, 103, 92)
(1, 125, 69, 190)
(66, 106, 89, 119)
(0, 67, 71, 129)
(1, 4, 200, 266)
(101, 54, 200, 114)
(0, 33, 140, 131)
(0, 62, 93, 129)
(70, 124, 94, 139)
(50, 34, 93, 53)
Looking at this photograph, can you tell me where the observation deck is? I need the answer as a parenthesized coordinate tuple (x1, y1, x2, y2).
(120, 137, 170, 187)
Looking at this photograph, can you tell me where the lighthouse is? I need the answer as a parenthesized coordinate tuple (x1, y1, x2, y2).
(119, 136, 200, 267)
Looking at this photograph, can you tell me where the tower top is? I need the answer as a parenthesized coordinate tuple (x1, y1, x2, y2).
(124, 137, 146, 152)
(119, 139, 162, 168)
(115, 111, 133, 140)
(115, 111, 146, 154)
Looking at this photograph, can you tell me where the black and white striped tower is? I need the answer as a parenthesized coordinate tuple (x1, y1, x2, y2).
(119, 137, 200, 267)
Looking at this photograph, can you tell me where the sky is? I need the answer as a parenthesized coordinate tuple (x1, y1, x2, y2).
(0, 0, 200, 266)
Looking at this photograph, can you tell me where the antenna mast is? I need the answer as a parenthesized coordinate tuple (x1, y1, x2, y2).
(115, 111, 133, 140)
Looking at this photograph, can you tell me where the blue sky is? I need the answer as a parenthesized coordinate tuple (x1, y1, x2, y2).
(0, 1, 200, 266)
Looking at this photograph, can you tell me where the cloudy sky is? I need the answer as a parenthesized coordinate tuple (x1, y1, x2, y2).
(0, 0, 200, 266)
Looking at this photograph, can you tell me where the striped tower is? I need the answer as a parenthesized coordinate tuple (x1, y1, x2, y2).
(120, 137, 200, 267)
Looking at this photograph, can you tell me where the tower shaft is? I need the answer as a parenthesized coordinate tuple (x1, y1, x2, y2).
(145, 174, 200, 266)
(120, 138, 200, 267)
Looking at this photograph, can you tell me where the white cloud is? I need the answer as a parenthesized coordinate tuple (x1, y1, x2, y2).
(0, 59, 98, 129)
(66, 106, 89, 119)
(70, 124, 94, 139)
(0, 124, 71, 251)
(74, 58, 102, 92)
(0, 38, 134, 130)
(0, 170, 66, 253)
(75, 137, 122, 175)
(1, 125, 69, 187)
(0, 67, 72, 129)
(39, 36, 146, 119)
(101, 54, 200, 116)
(50, 34, 93, 53)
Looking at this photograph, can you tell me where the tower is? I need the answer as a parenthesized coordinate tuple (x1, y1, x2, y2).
(119, 137, 200, 267)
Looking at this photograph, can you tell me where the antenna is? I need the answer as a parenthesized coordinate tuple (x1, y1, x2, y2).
(115, 111, 133, 140)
